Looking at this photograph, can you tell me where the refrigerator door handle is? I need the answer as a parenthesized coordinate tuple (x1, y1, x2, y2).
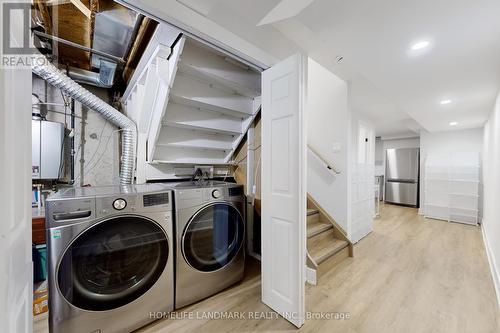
(387, 178, 418, 184)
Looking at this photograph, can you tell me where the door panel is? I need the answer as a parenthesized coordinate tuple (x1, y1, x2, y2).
(57, 216, 169, 311)
(261, 54, 306, 328)
(386, 148, 419, 181)
(182, 203, 244, 272)
(0, 16, 33, 332)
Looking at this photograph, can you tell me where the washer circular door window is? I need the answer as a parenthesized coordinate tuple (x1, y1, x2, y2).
(182, 203, 244, 272)
(57, 216, 168, 311)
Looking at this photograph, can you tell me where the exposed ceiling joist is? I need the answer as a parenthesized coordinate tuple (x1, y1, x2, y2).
(69, 0, 91, 19)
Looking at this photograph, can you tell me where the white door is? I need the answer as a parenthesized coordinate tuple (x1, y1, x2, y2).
(261, 54, 307, 328)
(0, 6, 34, 332)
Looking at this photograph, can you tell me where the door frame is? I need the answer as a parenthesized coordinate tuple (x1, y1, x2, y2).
(115, 2, 307, 328)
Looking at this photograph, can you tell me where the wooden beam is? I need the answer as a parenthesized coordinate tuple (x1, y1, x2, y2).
(34, 0, 52, 34)
(44, 0, 71, 5)
(69, 0, 91, 19)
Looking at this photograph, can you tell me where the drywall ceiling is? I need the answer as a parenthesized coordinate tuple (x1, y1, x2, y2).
(292, 0, 500, 134)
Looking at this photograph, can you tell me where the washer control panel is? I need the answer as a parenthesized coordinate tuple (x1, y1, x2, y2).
(212, 189, 221, 199)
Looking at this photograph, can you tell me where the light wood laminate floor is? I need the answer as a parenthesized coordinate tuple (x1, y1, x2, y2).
(35, 204, 499, 333)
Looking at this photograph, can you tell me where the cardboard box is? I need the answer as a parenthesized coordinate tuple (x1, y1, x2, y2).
(33, 288, 48, 316)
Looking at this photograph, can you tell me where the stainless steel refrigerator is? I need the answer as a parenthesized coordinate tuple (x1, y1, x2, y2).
(384, 148, 420, 207)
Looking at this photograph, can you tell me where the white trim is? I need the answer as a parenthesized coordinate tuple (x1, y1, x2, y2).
(481, 222, 500, 307)
(305, 266, 317, 286)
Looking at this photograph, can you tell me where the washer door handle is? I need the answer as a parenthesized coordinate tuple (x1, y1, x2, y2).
(53, 210, 91, 221)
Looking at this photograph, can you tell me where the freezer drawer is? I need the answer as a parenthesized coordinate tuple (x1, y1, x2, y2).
(385, 181, 418, 206)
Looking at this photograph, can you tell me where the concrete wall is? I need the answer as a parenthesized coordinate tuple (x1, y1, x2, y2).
(482, 90, 500, 306)
(32, 76, 120, 186)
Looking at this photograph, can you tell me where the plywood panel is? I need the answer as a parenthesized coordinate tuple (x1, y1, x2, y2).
(51, 2, 92, 70)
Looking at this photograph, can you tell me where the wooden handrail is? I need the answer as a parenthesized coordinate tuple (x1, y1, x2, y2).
(307, 145, 341, 175)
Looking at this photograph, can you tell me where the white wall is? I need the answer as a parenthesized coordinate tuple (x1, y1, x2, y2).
(420, 128, 484, 211)
(482, 91, 500, 306)
(307, 58, 349, 232)
(382, 137, 420, 150)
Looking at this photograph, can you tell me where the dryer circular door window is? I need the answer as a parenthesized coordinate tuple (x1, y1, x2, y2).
(57, 216, 169, 311)
(182, 203, 244, 272)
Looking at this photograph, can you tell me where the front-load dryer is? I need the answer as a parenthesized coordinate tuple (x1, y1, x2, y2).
(172, 181, 245, 309)
(45, 184, 174, 333)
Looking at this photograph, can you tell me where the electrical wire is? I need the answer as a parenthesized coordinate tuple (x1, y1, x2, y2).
(81, 120, 109, 171)
(74, 128, 122, 185)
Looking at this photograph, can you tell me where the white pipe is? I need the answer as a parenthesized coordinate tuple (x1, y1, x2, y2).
(32, 59, 136, 185)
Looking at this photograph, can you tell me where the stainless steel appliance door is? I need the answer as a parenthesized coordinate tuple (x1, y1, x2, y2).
(385, 148, 420, 181)
(385, 181, 418, 206)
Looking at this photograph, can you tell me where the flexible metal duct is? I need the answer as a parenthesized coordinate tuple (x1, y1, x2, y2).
(32, 59, 136, 185)
(66, 66, 115, 88)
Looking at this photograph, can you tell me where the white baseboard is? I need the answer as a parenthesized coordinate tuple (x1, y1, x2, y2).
(305, 266, 317, 286)
(481, 223, 500, 308)
(418, 208, 425, 215)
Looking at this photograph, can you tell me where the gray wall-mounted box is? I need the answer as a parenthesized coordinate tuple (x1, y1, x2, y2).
(32, 119, 64, 180)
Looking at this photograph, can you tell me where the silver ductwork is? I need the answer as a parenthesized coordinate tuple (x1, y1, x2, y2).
(32, 59, 136, 185)
(66, 62, 116, 88)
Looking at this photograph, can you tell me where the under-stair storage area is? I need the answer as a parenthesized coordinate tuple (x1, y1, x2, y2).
(123, 34, 262, 178)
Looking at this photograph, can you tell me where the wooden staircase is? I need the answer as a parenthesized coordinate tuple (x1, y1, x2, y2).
(307, 195, 353, 285)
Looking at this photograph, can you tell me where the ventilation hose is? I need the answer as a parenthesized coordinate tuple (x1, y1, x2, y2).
(32, 58, 136, 185)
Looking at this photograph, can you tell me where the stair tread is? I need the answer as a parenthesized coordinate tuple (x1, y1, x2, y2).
(307, 208, 319, 216)
(307, 220, 333, 238)
(308, 232, 349, 265)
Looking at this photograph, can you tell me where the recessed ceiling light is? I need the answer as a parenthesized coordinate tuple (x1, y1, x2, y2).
(440, 99, 452, 105)
(411, 40, 430, 50)
(449, 121, 458, 126)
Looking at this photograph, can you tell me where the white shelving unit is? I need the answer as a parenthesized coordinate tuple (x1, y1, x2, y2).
(424, 152, 480, 225)
(122, 29, 262, 180)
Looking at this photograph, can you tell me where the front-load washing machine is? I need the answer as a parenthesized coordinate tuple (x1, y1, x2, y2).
(45, 184, 174, 333)
(172, 181, 245, 309)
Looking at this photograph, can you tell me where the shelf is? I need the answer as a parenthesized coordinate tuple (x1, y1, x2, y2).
(151, 159, 226, 165)
(156, 126, 234, 152)
(156, 142, 231, 152)
(153, 145, 230, 165)
(170, 74, 254, 117)
(178, 39, 261, 98)
(162, 102, 243, 135)
(179, 63, 260, 98)
(162, 121, 241, 136)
